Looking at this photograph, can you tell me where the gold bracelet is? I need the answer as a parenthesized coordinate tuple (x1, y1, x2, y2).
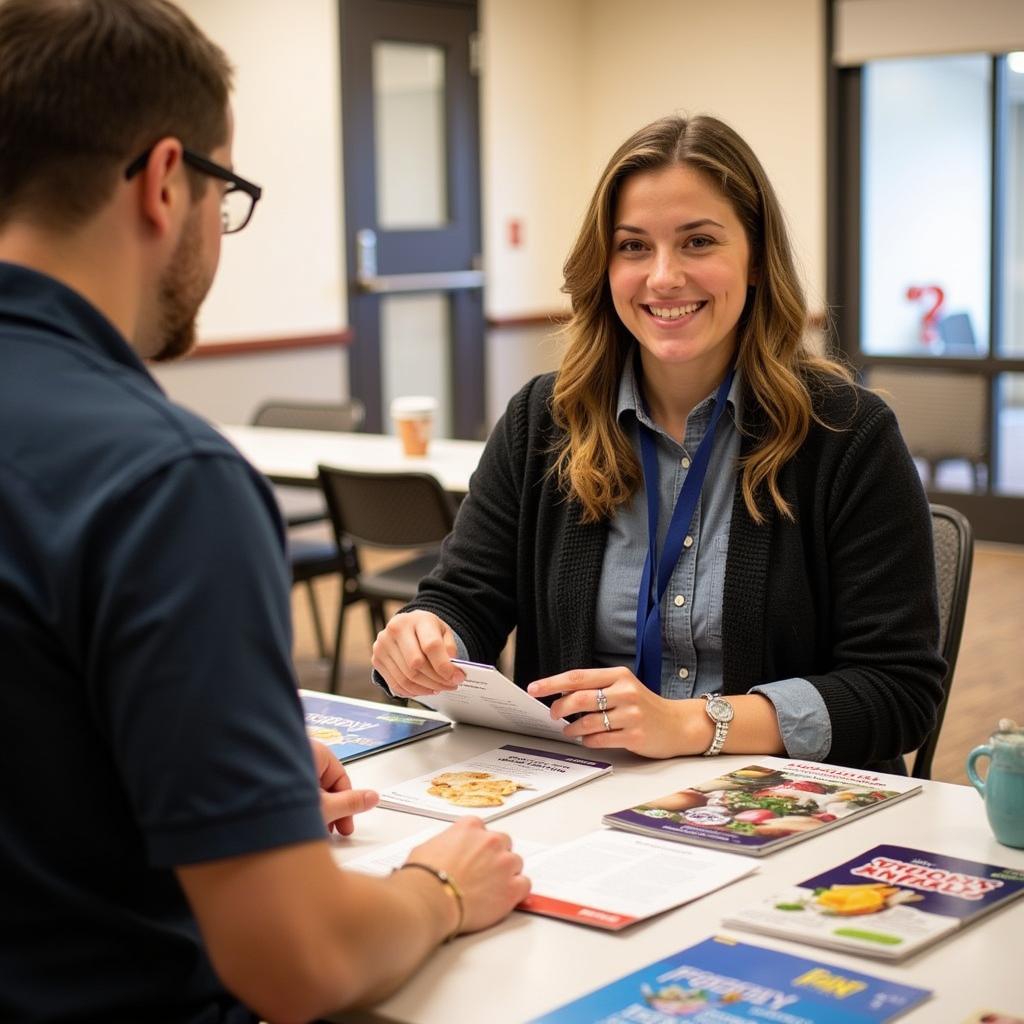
(395, 861, 464, 943)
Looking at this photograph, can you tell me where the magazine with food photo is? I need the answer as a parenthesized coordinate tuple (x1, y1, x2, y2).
(603, 758, 921, 857)
(528, 935, 931, 1023)
(300, 690, 451, 763)
(378, 744, 613, 822)
(724, 844, 1024, 960)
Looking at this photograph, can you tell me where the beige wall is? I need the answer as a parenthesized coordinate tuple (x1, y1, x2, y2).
(480, 0, 586, 318)
(175, 0, 347, 344)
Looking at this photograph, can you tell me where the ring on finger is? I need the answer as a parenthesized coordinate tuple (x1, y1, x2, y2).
(601, 710, 612, 732)
(596, 688, 608, 712)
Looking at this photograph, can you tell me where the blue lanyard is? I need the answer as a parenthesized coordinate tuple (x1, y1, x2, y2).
(633, 369, 735, 694)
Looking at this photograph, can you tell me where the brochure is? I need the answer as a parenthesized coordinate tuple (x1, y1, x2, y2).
(518, 829, 757, 931)
(724, 844, 1024, 961)
(413, 660, 578, 744)
(528, 934, 931, 1023)
(603, 758, 921, 857)
(300, 689, 451, 763)
(346, 827, 754, 931)
(377, 744, 612, 822)
(345, 824, 545, 875)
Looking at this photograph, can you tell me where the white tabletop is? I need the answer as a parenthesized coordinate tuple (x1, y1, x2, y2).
(326, 726, 1024, 1024)
(219, 425, 485, 494)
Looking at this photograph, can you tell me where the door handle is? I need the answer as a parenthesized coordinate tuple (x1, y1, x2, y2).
(356, 269, 485, 294)
(354, 229, 484, 294)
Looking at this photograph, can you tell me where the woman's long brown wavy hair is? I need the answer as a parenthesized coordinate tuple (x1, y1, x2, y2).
(552, 114, 851, 524)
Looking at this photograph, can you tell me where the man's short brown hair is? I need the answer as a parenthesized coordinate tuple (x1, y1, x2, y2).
(0, 0, 233, 230)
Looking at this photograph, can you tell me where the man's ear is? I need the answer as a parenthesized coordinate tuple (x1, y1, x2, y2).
(136, 138, 186, 237)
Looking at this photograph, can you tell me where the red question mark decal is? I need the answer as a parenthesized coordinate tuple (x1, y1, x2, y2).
(905, 285, 945, 344)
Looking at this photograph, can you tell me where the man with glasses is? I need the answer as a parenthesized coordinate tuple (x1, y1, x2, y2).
(0, 2, 527, 1022)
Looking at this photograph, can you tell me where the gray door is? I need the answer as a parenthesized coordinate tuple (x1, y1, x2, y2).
(340, 0, 485, 439)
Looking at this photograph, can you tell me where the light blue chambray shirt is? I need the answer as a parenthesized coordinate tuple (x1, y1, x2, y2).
(590, 357, 832, 761)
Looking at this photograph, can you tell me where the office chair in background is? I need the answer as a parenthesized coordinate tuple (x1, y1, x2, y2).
(911, 503, 974, 780)
(317, 465, 457, 693)
(251, 399, 366, 661)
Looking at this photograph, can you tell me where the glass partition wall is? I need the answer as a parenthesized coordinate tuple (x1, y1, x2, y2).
(832, 50, 1024, 541)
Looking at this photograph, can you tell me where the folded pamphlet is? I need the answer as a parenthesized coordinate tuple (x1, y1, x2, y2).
(413, 660, 578, 744)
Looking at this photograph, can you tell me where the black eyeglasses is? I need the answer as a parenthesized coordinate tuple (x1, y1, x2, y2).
(124, 146, 262, 234)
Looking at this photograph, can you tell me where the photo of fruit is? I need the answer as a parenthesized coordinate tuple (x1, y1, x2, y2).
(773, 883, 924, 917)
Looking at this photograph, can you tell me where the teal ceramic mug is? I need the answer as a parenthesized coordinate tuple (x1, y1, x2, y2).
(967, 731, 1024, 849)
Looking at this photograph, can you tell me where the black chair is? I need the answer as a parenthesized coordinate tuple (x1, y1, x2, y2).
(317, 465, 457, 693)
(252, 399, 366, 526)
(911, 504, 974, 780)
(251, 400, 366, 660)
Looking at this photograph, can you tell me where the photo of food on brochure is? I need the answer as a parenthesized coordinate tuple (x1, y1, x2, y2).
(603, 759, 921, 856)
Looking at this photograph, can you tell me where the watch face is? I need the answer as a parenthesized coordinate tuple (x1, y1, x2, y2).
(707, 696, 735, 722)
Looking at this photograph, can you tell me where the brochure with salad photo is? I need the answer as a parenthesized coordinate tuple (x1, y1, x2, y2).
(603, 759, 921, 857)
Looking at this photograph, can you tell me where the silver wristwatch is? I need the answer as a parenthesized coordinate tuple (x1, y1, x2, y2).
(701, 693, 734, 756)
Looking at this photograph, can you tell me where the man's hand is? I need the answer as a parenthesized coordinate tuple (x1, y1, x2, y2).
(403, 818, 530, 934)
(310, 739, 379, 835)
(372, 610, 465, 698)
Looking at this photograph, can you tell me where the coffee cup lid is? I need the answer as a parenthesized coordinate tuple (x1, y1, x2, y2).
(390, 395, 438, 417)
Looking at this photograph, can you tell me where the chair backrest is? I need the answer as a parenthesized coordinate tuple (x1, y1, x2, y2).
(868, 368, 987, 465)
(912, 503, 974, 779)
(317, 465, 456, 551)
(252, 399, 366, 433)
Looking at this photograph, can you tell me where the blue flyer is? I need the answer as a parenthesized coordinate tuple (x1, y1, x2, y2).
(529, 935, 931, 1023)
(300, 690, 450, 763)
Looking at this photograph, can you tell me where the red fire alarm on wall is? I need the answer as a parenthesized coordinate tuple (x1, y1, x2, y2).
(507, 218, 523, 248)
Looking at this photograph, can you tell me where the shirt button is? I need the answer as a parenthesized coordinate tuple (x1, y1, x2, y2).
(683, 535, 693, 549)
(678, 667, 689, 679)
(674, 594, 685, 607)
(681, 456, 691, 469)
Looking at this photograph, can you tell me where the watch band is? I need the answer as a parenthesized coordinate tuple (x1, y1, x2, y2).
(702, 693, 733, 756)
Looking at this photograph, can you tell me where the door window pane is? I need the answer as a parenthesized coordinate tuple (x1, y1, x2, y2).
(866, 367, 988, 493)
(381, 293, 451, 438)
(996, 373, 1024, 494)
(1003, 57, 1024, 356)
(862, 56, 991, 357)
(373, 42, 447, 228)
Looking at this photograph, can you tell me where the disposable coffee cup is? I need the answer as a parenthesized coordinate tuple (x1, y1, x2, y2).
(390, 395, 438, 456)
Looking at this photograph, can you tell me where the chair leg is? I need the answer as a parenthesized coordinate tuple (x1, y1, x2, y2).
(367, 600, 387, 638)
(305, 580, 328, 660)
(329, 593, 351, 695)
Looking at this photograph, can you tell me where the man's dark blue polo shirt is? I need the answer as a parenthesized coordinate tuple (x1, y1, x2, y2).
(0, 262, 326, 1022)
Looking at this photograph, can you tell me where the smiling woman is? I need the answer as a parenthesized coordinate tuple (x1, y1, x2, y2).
(607, 164, 752, 441)
(371, 114, 945, 778)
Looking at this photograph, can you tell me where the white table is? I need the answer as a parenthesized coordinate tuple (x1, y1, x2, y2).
(219, 425, 485, 495)
(326, 727, 1024, 1024)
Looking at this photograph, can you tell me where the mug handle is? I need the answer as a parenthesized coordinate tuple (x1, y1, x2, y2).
(966, 745, 992, 798)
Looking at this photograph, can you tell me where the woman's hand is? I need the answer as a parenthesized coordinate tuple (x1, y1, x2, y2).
(527, 667, 712, 759)
(371, 610, 465, 698)
(310, 739, 379, 835)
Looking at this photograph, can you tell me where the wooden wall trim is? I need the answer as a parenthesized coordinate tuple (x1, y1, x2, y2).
(486, 312, 569, 328)
(188, 329, 353, 360)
